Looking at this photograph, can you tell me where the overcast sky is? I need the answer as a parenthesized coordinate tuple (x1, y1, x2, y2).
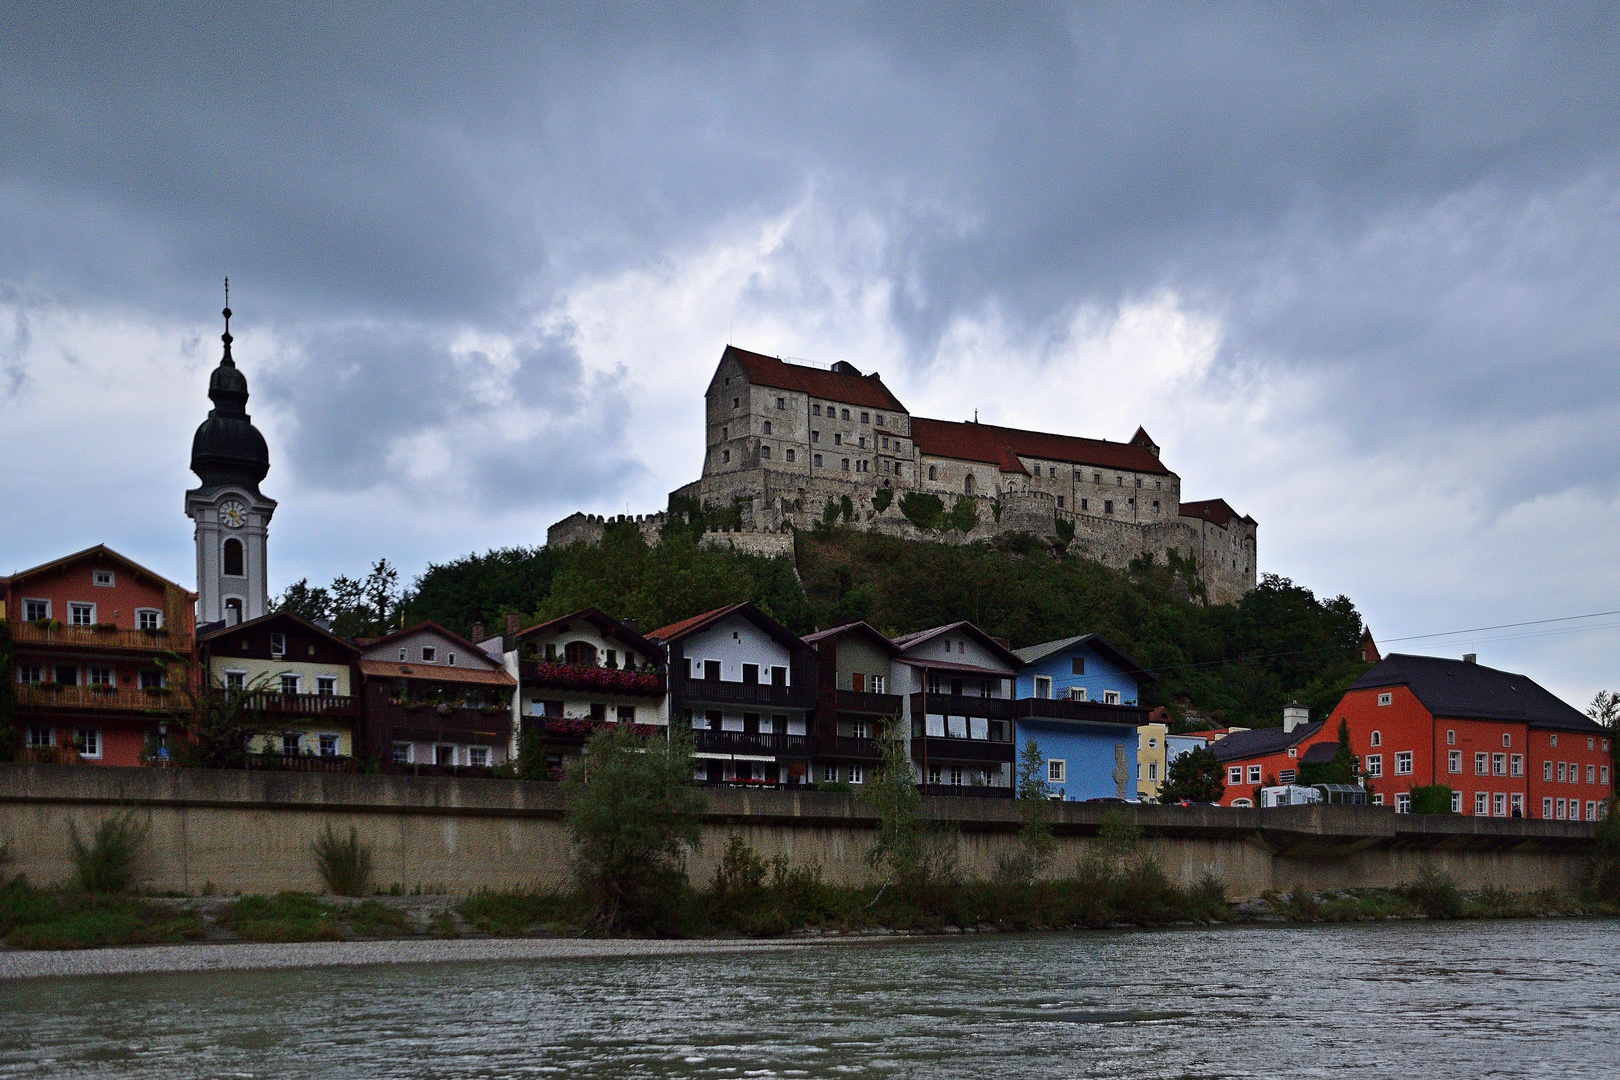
(4, 4, 1619, 704)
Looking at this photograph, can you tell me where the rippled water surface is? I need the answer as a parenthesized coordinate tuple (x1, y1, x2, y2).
(4, 921, 1618, 1078)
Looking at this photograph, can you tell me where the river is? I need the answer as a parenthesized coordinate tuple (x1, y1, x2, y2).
(2, 920, 1616, 1078)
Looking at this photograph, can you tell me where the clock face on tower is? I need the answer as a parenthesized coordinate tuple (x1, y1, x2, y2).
(220, 500, 247, 528)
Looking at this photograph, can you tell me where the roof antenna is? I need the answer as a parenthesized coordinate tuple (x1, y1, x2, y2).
(974, 409, 978, 424)
(220, 276, 235, 365)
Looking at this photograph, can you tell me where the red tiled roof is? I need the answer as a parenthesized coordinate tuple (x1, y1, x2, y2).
(909, 417, 1170, 475)
(644, 603, 747, 643)
(1180, 499, 1247, 527)
(724, 347, 907, 413)
(358, 660, 515, 686)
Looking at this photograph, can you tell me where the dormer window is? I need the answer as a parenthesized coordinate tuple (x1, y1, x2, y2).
(421, 646, 437, 662)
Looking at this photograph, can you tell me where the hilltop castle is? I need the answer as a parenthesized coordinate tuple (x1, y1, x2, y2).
(551, 345, 1257, 603)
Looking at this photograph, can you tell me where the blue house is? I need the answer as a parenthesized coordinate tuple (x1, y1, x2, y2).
(1011, 635, 1155, 801)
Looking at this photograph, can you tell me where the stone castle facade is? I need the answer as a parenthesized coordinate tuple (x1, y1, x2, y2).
(552, 345, 1257, 604)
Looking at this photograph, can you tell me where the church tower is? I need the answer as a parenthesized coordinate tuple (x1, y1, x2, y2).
(186, 285, 276, 627)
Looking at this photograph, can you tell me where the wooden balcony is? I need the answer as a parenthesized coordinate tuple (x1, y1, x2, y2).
(16, 684, 184, 714)
(911, 734, 1016, 764)
(908, 693, 1014, 721)
(673, 675, 816, 711)
(240, 692, 358, 719)
(692, 729, 813, 758)
(1013, 697, 1149, 727)
(834, 689, 903, 715)
(12, 622, 191, 654)
(519, 660, 665, 699)
(372, 699, 512, 743)
(823, 735, 885, 760)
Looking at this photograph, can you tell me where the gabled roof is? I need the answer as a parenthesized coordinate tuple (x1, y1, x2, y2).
(516, 608, 662, 659)
(722, 346, 907, 413)
(645, 602, 808, 655)
(1011, 632, 1157, 684)
(359, 621, 504, 671)
(1350, 654, 1605, 733)
(1130, 426, 1158, 449)
(357, 659, 515, 686)
(1211, 721, 1326, 763)
(890, 620, 1024, 670)
(1179, 499, 1257, 529)
(198, 609, 358, 654)
(909, 417, 1170, 476)
(1299, 741, 1339, 765)
(9, 544, 193, 596)
(802, 620, 901, 655)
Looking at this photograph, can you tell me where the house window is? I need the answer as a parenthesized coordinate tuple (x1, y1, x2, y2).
(16, 664, 43, 684)
(1377, 692, 1393, 706)
(1475, 752, 1489, 775)
(1033, 676, 1052, 699)
(1492, 753, 1506, 776)
(871, 675, 886, 694)
(785, 449, 795, 462)
(1551, 734, 1559, 747)
(27, 726, 53, 749)
(93, 571, 115, 587)
(1476, 792, 1489, 815)
(1543, 796, 1554, 818)
(280, 674, 300, 695)
(1366, 754, 1383, 778)
(762, 420, 772, 435)
(928, 765, 942, 785)
(1446, 729, 1456, 745)
(224, 670, 246, 691)
(1448, 750, 1462, 773)
(318, 734, 339, 757)
(282, 732, 302, 756)
(447, 652, 456, 667)
(270, 633, 286, 657)
(392, 742, 412, 764)
(23, 599, 49, 622)
(1149, 762, 1160, 781)
(1452, 791, 1463, 813)
(1395, 751, 1413, 776)
(137, 609, 162, 630)
(1512, 793, 1524, 817)
(467, 746, 492, 768)
(223, 538, 245, 577)
(1603, 766, 1611, 785)
(1502, 733, 1512, 747)
(399, 648, 408, 662)
(76, 727, 101, 757)
(1395, 793, 1411, 814)
(1544, 760, 1553, 780)
(1232, 798, 1253, 808)
(421, 646, 436, 662)
(1228, 766, 1243, 785)
(1370, 730, 1382, 747)
(1246, 765, 1262, 784)
(1511, 754, 1524, 777)
(1493, 793, 1507, 817)
(849, 765, 865, 784)
(56, 664, 79, 686)
(1588, 764, 1597, 784)
(1558, 762, 1568, 782)
(1068, 687, 1088, 702)
(1048, 759, 1066, 783)
(139, 669, 163, 690)
(86, 666, 114, 687)
(317, 676, 337, 696)
(70, 603, 95, 627)
(1104, 690, 1121, 705)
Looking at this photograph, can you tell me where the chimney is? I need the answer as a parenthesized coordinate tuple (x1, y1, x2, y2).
(1282, 700, 1309, 733)
(1463, 653, 1477, 664)
(506, 612, 520, 635)
(471, 621, 484, 643)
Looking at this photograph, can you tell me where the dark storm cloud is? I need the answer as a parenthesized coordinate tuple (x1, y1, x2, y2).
(4, 2, 1619, 509)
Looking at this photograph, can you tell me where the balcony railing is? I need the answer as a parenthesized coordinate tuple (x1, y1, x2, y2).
(372, 700, 512, 741)
(908, 693, 1014, 721)
(834, 689, 903, 715)
(911, 735, 1016, 764)
(522, 717, 665, 742)
(241, 692, 358, 718)
(692, 729, 812, 758)
(825, 735, 886, 760)
(13, 622, 191, 654)
(520, 660, 665, 698)
(673, 675, 816, 710)
(16, 684, 184, 713)
(1013, 697, 1149, 726)
(243, 753, 359, 774)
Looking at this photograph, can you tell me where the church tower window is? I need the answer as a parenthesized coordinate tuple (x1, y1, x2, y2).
(222, 538, 245, 577)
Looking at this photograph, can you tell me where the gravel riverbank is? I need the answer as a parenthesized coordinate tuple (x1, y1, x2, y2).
(0, 935, 839, 981)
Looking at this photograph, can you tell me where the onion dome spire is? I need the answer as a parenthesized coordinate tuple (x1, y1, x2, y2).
(189, 278, 270, 491)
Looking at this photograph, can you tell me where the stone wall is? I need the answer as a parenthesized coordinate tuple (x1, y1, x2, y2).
(698, 530, 797, 559)
(546, 512, 666, 550)
(0, 766, 1596, 899)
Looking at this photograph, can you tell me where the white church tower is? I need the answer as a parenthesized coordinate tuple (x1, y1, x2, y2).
(186, 285, 276, 627)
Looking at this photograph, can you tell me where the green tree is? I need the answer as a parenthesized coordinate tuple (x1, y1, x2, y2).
(861, 733, 957, 892)
(1160, 745, 1224, 803)
(1298, 720, 1361, 787)
(177, 669, 280, 769)
(406, 546, 562, 636)
(277, 558, 403, 637)
(945, 496, 979, 533)
(563, 725, 704, 932)
(898, 492, 944, 530)
(1408, 784, 1455, 814)
(1008, 738, 1054, 881)
(1588, 691, 1619, 775)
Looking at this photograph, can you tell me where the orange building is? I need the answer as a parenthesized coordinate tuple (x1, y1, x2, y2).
(1324, 654, 1611, 819)
(3, 546, 196, 766)
(1211, 703, 1324, 806)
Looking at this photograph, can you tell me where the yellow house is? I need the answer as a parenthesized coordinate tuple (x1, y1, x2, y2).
(1138, 710, 1217, 801)
(198, 611, 361, 760)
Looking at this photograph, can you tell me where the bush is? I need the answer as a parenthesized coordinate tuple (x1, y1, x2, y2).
(459, 887, 584, 934)
(219, 892, 344, 941)
(69, 809, 149, 893)
(1408, 785, 1455, 814)
(312, 826, 373, 897)
(945, 497, 978, 533)
(898, 492, 944, 530)
(1402, 863, 1464, 919)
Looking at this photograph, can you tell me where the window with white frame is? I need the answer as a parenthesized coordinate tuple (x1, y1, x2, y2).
(1511, 793, 1524, 816)
(137, 609, 162, 630)
(1511, 754, 1523, 777)
(421, 646, 436, 662)
(1475, 752, 1489, 775)
(392, 742, 412, 764)
(27, 726, 54, 749)
(316, 676, 336, 696)
(1502, 733, 1512, 747)
(1377, 692, 1393, 706)
(86, 666, 114, 687)
(17, 664, 44, 684)
(1034, 676, 1052, 699)
(1542, 797, 1553, 818)
(1149, 762, 1159, 781)
(1475, 791, 1489, 815)
(1493, 793, 1507, 817)
(75, 727, 101, 757)
(279, 674, 299, 695)
(270, 633, 286, 657)
(1370, 730, 1382, 747)
(1395, 793, 1411, 814)
(849, 765, 864, 785)
(1544, 760, 1554, 780)
(1104, 690, 1121, 705)
(1395, 751, 1413, 775)
(1246, 764, 1262, 784)
(1366, 754, 1382, 778)
(224, 670, 246, 691)
(93, 570, 114, 587)
(1588, 764, 1597, 784)
(1048, 759, 1066, 783)
(281, 732, 301, 756)
(1069, 687, 1087, 702)
(1551, 734, 1559, 747)
(1228, 766, 1243, 785)
(928, 765, 942, 785)
(1448, 750, 1462, 773)
(1231, 798, 1253, 808)
(69, 603, 95, 626)
(1602, 766, 1611, 785)
(318, 734, 339, 757)
(1558, 762, 1568, 782)
(1446, 729, 1456, 745)
(467, 746, 491, 768)
(1452, 791, 1463, 813)
(22, 599, 49, 622)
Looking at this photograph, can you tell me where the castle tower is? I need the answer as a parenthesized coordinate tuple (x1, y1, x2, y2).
(185, 285, 277, 626)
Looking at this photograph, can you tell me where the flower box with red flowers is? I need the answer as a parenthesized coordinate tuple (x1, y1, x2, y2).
(525, 661, 663, 697)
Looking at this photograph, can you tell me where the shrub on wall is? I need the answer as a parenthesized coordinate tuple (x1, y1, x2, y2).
(871, 487, 894, 514)
(1408, 784, 1456, 814)
(946, 497, 979, 533)
(899, 492, 944, 530)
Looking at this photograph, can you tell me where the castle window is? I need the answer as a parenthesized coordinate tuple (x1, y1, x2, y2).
(834, 433, 842, 445)
(1093, 473, 1100, 484)
(1155, 480, 1162, 490)
(776, 397, 785, 409)
(841, 408, 850, 420)
(881, 437, 889, 450)
(1136, 477, 1142, 488)
(876, 414, 885, 426)
(721, 450, 730, 463)
(760, 445, 771, 459)
(813, 454, 823, 467)
(1104, 500, 1113, 514)
(786, 449, 795, 462)
(929, 466, 937, 481)
(1033, 465, 1040, 476)
(811, 430, 820, 442)
(762, 420, 772, 435)
(732, 397, 739, 409)
(1057, 496, 1064, 508)
(841, 458, 850, 472)
(223, 538, 245, 577)
(1152, 501, 1160, 512)
(1116, 476, 1123, 485)
(812, 404, 821, 416)
(721, 426, 728, 441)
(964, 474, 974, 495)
(860, 411, 869, 423)
(1081, 499, 1088, 511)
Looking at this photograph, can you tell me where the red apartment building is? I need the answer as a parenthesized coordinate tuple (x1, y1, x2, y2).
(1212, 703, 1323, 806)
(3, 545, 197, 766)
(1323, 653, 1611, 819)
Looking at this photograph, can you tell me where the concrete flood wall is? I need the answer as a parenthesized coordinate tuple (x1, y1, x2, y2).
(0, 765, 1598, 899)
